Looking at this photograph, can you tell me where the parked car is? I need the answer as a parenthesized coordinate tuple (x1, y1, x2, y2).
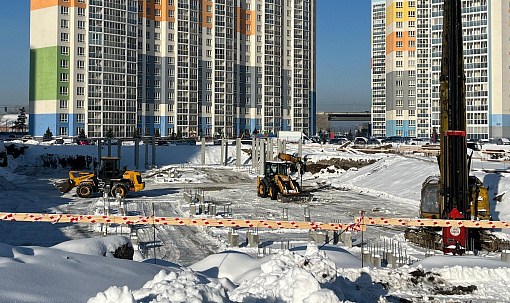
(353, 137, 368, 145)
(409, 138, 430, 146)
(497, 138, 510, 145)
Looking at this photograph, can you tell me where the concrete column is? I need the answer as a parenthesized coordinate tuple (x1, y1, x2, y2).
(209, 204, 216, 216)
(341, 232, 352, 248)
(134, 138, 139, 170)
(282, 139, 287, 154)
(98, 139, 102, 160)
(152, 136, 156, 167)
(117, 139, 122, 158)
(228, 231, 239, 247)
(259, 140, 265, 175)
(220, 140, 225, 166)
(282, 208, 289, 221)
(362, 252, 372, 267)
(248, 232, 259, 247)
(190, 204, 197, 215)
(144, 137, 149, 168)
(236, 138, 241, 168)
(502, 251, 510, 262)
(304, 207, 311, 222)
(268, 138, 273, 160)
(277, 139, 282, 155)
(252, 138, 257, 168)
(298, 139, 302, 158)
(386, 252, 397, 268)
(224, 139, 229, 166)
(201, 138, 206, 166)
(372, 254, 382, 267)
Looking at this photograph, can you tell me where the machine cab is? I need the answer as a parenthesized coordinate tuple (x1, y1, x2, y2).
(265, 161, 289, 177)
(420, 176, 442, 219)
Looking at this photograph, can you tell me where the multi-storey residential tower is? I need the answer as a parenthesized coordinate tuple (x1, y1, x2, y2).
(371, 0, 510, 140)
(29, 0, 316, 138)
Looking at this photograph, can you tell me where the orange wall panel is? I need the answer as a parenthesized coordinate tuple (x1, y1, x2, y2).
(31, 0, 86, 11)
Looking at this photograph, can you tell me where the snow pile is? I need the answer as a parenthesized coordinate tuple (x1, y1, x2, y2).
(52, 235, 131, 258)
(89, 269, 229, 303)
(230, 244, 340, 303)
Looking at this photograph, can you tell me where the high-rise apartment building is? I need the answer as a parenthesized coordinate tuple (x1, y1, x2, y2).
(29, 0, 316, 138)
(371, 0, 510, 140)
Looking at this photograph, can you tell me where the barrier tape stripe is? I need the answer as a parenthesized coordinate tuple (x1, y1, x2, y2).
(356, 217, 510, 229)
(0, 212, 365, 231)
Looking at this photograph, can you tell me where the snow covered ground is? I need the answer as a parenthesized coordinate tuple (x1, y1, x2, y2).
(2, 140, 510, 302)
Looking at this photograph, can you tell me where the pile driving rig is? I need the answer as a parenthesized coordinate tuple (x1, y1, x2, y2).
(404, 0, 507, 253)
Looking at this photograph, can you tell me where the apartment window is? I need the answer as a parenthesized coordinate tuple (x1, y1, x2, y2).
(77, 87, 84, 96)
(77, 114, 85, 123)
(77, 100, 84, 109)
(206, 72, 212, 80)
(154, 116, 160, 124)
(396, 61, 403, 67)
(61, 33, 69, 42)
(396, 22, 403, 28)
(154, 33, 160, 40)
(408, 70, 416, 77)
(396, 51, 403, 58)
(408, 79, 416, 87)
(396, 130, 403, 136)
(396, 41, 403, 48)
(408, 21, 415, 28)
(396, 1, 403, 8)
(396, 100, 403, 107)
(408, 31, 415, 38)
(61, 6, 69, 15)
(408, 40, 415, 48)
(59, 100, 68, 109)
(77, 74, 84, 82)
(78, 34, 85, 43)
(60, 60, 68, 69)
(409, 120, 416, 127)
(396, 80, 403, 87)
(408, 100, 416, 107)
(396, 32, 403, 38)
(78, 20, 85, 29)
(207, 16, 212, 24)
(60, 46, 69, 56)
(60, 114, 68, 123)
(155, 9, 161, 17)
(396, 120, 403, 127)
(409, 110, 416, 116)
(154, 92, 160, 100)
(78, 7, 85, 16)
(408, 11, 415, 18)
(59, 127, 68, 136)
(206, 83, 212, 91)
(408, 90, 416, 97)
(396, 110, 403, 117)
(77, 60, 85, 69)
(154, 44, 160, 52)
(408, 50, 415, 57)
(396, 90, 404, 97)
(206, 39, 211, 46)
(409, 1, 415, 8)
(408, 60, 415, 67)
(77, 47, 85, 56)
(396, 12, 403, 19)
(60, 73, 68, 82)
(206, 50, 212, 57)
(396, 71, 403, 78)
(61, 19, 69, 28)
(155, 21, 160, 28)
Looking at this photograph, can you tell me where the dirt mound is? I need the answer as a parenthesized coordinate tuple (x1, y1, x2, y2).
(306, 158, 377, 174)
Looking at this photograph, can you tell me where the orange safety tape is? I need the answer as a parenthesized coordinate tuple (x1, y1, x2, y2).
(356, 217, 510, 229)
(0, 212, 366, 231)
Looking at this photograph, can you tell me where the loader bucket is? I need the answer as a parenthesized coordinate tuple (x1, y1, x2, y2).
(279, 192, 312, 203)
(54, 179, 74, 193)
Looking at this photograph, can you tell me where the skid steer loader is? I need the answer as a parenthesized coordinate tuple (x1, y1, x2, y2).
(54, 157, 145, 198)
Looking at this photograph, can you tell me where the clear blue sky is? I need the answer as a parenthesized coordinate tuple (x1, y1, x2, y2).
(0, 1, 371, 112)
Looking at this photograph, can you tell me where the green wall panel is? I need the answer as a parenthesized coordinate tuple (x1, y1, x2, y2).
(29, 46, 59, 101)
